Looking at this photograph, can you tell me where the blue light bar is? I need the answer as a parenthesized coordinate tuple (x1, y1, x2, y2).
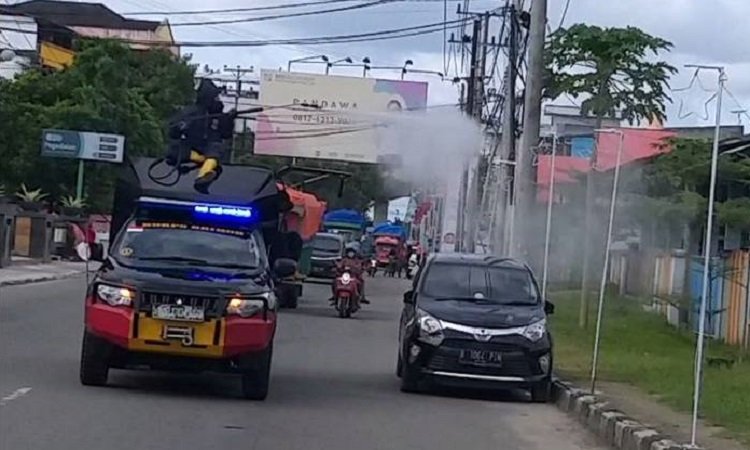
(194, 204, 253, 219)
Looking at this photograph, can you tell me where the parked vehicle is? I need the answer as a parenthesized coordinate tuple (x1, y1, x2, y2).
(397, 254, 555, 402)
(309, 232, 345, 279)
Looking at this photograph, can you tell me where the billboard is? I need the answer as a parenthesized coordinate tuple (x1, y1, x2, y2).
(41, 129, 125, 163)
(256, 70, 428, 163)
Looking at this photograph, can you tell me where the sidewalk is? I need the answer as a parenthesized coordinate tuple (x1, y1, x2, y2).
(0, 261, 97, 287)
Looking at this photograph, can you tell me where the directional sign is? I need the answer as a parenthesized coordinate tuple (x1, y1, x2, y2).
(41, 129, 124, 163)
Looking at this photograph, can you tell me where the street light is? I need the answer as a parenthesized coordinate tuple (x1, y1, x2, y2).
(326, 56, 353, 75)
(589, 128, 625, 396)
(541, 129, 559, 299)
(362, 56, 371, 77)
(403, 68, 445, 80)
(401, 59, 414, 80)
(287, 55, 328, 72)
(687, 63, 726, 450)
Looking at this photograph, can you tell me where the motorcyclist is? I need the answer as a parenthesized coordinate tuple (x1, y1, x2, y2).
(332, 243, 370, 304)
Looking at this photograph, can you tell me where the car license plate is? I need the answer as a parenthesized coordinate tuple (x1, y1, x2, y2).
(153, 304, 205, 322)
(459, 349, 503, 367)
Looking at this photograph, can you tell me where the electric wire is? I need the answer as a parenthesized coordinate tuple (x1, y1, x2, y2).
(169, 0, 396, 27)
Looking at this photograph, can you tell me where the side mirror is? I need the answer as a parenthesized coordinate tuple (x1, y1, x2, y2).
(273, 258, 297, 278)
(89, 243, 105, 262)
(403, 290, 415, 305)
(544, 300, 555, 315)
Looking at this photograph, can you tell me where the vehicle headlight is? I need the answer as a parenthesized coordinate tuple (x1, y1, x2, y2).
(417, 309, 444, 346)
(341, 272, 352, 284)
(96, 284, 134, 307)
(522, 318, 547, 342)
(226, 292, 276, 318)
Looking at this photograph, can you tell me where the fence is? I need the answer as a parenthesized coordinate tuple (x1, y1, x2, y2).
(608, 248, 750, 348)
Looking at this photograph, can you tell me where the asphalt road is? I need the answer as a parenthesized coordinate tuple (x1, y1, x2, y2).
(0, 274, 604, 450)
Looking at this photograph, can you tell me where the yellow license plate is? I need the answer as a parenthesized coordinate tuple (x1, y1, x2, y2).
(129, 313, 224, 358)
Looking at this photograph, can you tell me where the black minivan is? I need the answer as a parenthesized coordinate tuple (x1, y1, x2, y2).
(397, 254, 554, 402)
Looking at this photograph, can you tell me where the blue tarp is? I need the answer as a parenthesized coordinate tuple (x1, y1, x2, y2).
(373, 222, 406, 239)
(323, 209, 365, 226)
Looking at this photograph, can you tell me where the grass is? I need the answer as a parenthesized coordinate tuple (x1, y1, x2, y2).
(550, 291, 750, 445)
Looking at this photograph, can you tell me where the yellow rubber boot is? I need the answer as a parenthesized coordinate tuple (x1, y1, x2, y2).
(190, 150, 206, 164)
(194, 158, 220, 193)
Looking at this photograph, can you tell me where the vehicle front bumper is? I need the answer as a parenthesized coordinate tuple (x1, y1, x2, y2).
(85, 299, 276, 364)
(405, 333, 552, 388)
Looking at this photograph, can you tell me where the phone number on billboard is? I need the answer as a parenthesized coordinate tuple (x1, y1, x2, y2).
(292, 114, 352, 125)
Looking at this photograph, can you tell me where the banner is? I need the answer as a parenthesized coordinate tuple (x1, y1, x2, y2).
(256, 70, 428, 163)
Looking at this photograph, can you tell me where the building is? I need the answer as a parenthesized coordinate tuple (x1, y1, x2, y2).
(0, 0, 176, 74)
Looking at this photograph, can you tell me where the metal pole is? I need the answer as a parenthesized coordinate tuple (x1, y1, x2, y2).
(325, 63, 331, 75)
(541, 130, 558, 299)
(75, 159, 85, 202)
(590, 129, 624, 395)
(690, 66, 726, 448)
(287, 61, 292, 72)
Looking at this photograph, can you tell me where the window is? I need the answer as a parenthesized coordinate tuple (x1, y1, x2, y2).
(312, 235, 342, 256)
(421, 263, 539, 304)
(115, 221, 264, 269)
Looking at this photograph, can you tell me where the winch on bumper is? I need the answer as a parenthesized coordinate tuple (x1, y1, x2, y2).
(81, 282, 276, 400)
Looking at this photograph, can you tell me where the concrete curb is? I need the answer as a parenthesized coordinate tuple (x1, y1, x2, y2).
(0, 270, 87, 287)
(551, 380, 703, 450)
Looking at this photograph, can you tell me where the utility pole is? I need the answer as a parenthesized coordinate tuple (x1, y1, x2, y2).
(511, 0, 547, 257)
(494, 1, 519, 254)
(466, 13, 489, 254)
(457, 18, 482, 253)
(223, 65, 254, 164)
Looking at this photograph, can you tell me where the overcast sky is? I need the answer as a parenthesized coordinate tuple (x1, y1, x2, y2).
(16, 0, 750, 128)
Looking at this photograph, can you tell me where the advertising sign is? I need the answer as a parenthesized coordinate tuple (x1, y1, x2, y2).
(256, 70, 428, 163)
(41, 129, 125, 163)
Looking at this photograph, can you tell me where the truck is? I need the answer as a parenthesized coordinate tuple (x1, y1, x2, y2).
(322, 208, 366, 243)
(82, 157, 302, 400)
(372, 222, 407, 268)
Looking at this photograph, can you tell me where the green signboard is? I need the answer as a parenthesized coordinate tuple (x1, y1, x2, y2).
(41, 129, 124, 163)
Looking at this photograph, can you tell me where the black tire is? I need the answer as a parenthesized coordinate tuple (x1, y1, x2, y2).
(530, 380, 552, 403)
(400, 366, 421, 393)
(241, 345, 272, 400)
(79, 331, 111, 387)
(277, 284, 298, 309)
(337, 297, 348, 318)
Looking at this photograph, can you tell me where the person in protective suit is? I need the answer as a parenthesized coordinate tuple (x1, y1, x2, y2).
(167, 79, 236, 193)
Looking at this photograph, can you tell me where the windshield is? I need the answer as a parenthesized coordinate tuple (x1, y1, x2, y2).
(114, 220, 265, 269)
(420, 263, 539, 305)
(312, 235, 342, 256)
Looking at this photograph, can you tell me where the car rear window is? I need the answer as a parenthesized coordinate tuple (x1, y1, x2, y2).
(420, 263, 539, 304)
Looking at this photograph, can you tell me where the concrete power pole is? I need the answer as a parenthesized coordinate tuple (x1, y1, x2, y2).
(457, 18, 482, 252)
(224, 65, 255, 164)
(465, 14, 490, 254)
(511, 0, 547, 257)
(494, 1, 519, 254)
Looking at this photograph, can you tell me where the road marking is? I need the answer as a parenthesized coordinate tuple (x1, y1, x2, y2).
(0, 387, 32, 406)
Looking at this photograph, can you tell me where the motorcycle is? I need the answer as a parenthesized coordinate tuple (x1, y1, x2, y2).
(333, 268, 360, 318)
(367, 259, 377, 277)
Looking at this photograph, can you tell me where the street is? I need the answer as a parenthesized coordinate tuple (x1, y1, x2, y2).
(0, 275, 603, 450)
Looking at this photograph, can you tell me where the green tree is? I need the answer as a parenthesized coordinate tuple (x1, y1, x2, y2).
(0, 39, 195, 211)
(545, 24, 677, 328)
